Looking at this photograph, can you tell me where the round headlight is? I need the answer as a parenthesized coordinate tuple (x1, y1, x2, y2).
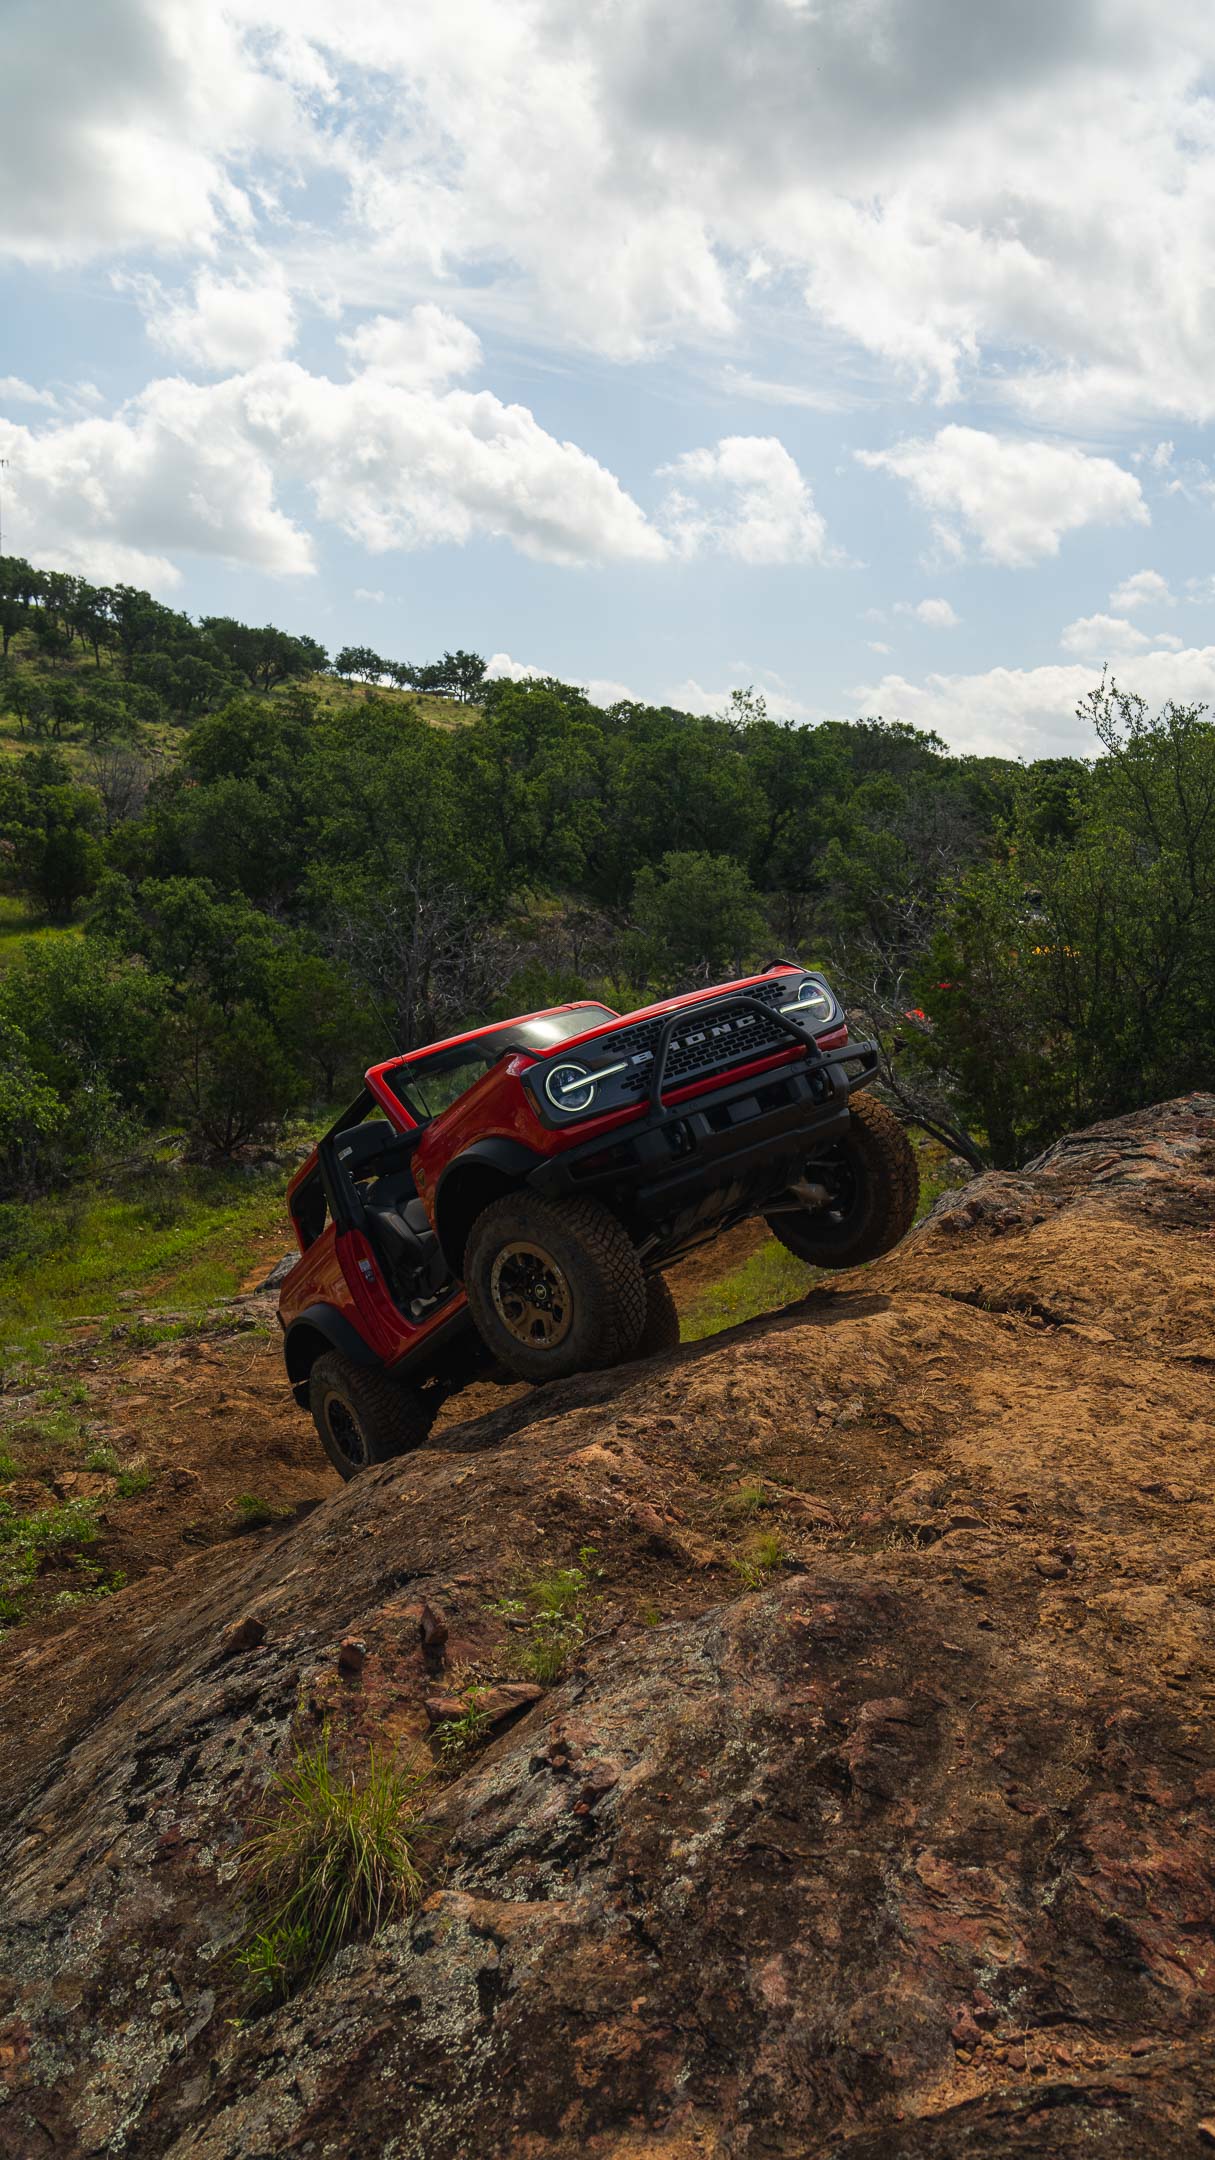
(793, 979, 835, 1024)
(545, 1062, 595, 1113)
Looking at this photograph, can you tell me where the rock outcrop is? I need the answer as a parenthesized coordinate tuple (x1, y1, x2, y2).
(2, 1095, 1214, 2158)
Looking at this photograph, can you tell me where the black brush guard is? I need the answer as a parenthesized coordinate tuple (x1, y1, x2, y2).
(529, 992, 878, 1228)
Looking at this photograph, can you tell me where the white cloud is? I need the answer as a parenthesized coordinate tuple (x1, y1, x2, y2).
(867, 640, 891, 654)
(129, 266, 298, 369)
(666, 675, 817, 722)
(1060, 613, 1152, 659)
(340, 307, 482, 387)
(7, 0, 1215, 429)
(1110, 568, 1174, 612)
(0, 377, 59, 411)
(858, 427, 1148, 567)
(0, 344, 665, 582)
(224, 3, 1215, 420)
(718, 366, 855, 413)
(895, 596, 959, 627)
(0, 0, 308, 264)
(658, 435, 827, 563)
(354, 587, 385, 604)
(853, 645, 1215, 760)
(486, 653, 636, 705)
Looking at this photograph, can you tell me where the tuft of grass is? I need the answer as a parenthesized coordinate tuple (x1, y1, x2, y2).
(0, 1497, 99, 1626)
(235, 1734, 428, 2001)
(0, 1452, 21, 1483)
(516, 1616, 584, 1684)
(721, 1480, 769, 1521)
(232, 1492, 289, 1529)
(731, 1529, 787, 1591)
(84, 1443, 120, 1475)
(115, 1465, 153, 1498)
(51, 1568, 126, 1611)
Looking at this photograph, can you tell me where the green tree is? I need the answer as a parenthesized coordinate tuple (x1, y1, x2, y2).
(0, 1023, 68, 1195)
(918, 684, 1215, 1162)
(632, 849, 766, 981)
(7, 752, 104, 918)
(168, 997, 298, 1154)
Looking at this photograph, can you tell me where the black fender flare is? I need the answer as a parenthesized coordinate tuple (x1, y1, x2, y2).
(433, 1137, 545, 1275)
(283, 1302, 381, 1403)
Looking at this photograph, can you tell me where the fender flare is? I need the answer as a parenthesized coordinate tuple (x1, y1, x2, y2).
(283, 1303, 381, 1402)
(433, 1138, 545, 1274)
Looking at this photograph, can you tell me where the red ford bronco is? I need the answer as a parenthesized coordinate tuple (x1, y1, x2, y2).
(278, 962, 918, 1477)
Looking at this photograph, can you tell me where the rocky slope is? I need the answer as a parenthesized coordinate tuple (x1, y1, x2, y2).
(2, 1095, 1214, 2159)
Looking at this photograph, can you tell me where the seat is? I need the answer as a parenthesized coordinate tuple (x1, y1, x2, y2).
(333, 1122, 450, 1306)
(363, 1170, 450, 1304)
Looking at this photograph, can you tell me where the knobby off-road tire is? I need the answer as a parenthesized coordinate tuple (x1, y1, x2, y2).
(308, 1351, 434, 1482)
(634, 1272, 681, 1358)
(765, 1091, 919, 1270)
(463, 1191, 647, 1384)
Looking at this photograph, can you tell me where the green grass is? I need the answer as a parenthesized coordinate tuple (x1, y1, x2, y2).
(236, 1735, 428, 2001)
(681, 1239, 816, 1343)
(489, 1548, 600, 1686)
(0, 1496, 99, 1627)
(115, 1465, 153, 1498)
(681, 1135, 965, 1344)
(232, 1492, 290, 1529)
(0, 1167, 289, 1362)
(0, 891, 75, 973)
(434, 1689, 494, 1766)
(730, 1529, 787, 1590)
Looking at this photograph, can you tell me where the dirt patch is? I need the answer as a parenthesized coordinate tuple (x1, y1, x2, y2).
(1, 1095, 1214, 2157)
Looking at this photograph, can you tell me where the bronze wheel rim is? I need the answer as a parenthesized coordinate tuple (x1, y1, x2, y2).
(490, 1240, 574, 1349)
(324, 1391, 370, 1468)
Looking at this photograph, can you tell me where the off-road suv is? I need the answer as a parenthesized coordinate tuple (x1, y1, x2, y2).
(278, 962, 918, 1478)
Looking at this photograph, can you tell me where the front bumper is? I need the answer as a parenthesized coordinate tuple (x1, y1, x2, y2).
(528, 1036, 878, 1220)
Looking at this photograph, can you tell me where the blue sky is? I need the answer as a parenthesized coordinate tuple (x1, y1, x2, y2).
(5, 0, 1215, 758)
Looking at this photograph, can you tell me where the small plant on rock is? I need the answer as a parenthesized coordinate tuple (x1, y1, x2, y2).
(233, 1492, 287, 1528)
(489, 1548, 600, 1686)
(235, 1733, 428, 2002)
(434, 1687, 492, 1765)
(116, 1465, 153, 1498)
(731, 1529, 787, 1590)
(721, 1480, 768, 1521)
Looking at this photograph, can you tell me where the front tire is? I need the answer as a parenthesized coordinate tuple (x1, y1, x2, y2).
(308, 1352, 434, 1482)
(463, 1192, 646, 1384)
(765, 1092, 919, 1270)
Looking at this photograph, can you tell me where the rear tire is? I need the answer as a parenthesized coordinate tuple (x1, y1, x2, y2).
(308, 1352, 434, 1482)
(634, 1273, 680, 1358)
(463, 1192, 646, 1384)
(764, 1092, 919, 1269)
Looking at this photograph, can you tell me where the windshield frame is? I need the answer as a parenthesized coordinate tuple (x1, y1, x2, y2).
(371, 1003, 619, 1126)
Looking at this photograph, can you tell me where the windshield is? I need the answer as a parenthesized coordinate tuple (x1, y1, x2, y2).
(387, 1005, 617, 1122)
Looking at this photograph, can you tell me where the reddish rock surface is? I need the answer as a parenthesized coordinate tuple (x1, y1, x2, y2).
(2, 1095, 1215, 2156)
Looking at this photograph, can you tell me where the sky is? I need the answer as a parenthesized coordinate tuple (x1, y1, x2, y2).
(5, 1, 1215, 760)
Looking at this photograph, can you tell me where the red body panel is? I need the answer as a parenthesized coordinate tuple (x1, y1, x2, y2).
(279, 965, 847, 1375)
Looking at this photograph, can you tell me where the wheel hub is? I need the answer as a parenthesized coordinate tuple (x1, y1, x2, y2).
(490, 1240, 574, 1349)
(324, 1391, 370, 1468)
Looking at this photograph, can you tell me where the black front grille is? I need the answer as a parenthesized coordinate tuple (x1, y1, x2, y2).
(596, 981, 793, 1097)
